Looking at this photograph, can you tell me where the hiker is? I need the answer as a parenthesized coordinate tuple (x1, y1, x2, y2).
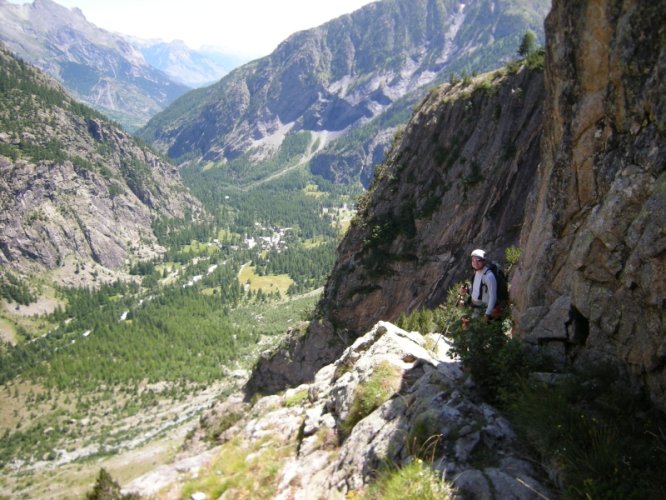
(459, 248, 502, 321)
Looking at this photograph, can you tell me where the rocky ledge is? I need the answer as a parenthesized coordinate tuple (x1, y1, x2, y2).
(129, 322, 553, 498)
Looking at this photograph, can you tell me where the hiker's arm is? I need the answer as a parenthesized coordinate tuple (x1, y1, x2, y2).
(485, 273, 497, 317)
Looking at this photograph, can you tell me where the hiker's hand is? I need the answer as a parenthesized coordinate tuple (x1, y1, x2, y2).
(483, 314, 491, 323)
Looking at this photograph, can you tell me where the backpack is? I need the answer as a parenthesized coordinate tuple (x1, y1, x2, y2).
(476, 261, 509, 303)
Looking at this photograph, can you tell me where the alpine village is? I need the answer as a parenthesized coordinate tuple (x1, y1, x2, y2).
(0, 0, 664, 498)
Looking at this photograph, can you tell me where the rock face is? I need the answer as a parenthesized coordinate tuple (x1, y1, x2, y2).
(511, 0, 666, 409)
(140, 0, 548, 186)
(146, 322, 553, 499)
(0, 46, 202, 283)
(246, 65, 545, 393)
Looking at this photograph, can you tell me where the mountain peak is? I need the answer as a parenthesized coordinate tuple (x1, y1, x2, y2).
(0, 0, 191, 129)
(30, 0, 88, 26)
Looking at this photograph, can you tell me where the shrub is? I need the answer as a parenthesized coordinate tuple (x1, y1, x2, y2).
(86, 468, 138, 499)
(504, 246, 521, 271)
(435, 282, 529, 403)
(396, 308, 437, 334)
(474, 79, 494, 96)
(203, 411, 244, 443)
(525, 48, 545, 71)
(447, 317, 528, 402)
(518, 30, 537, 57)
(506, 367, 666, 498)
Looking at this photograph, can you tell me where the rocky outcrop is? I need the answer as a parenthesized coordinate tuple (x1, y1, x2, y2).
(247, 65, 545, 392)
(512, 0, 666, 410)
(139, 322, 553, 498)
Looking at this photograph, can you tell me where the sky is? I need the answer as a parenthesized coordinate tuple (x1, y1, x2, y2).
(9, 0, 378, 59)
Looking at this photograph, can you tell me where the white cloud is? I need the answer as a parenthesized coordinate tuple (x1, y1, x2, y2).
(16, 0, 378, 58)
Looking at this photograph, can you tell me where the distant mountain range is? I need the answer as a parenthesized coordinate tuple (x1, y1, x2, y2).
(0, 0, 242, 130)
(139, 0, 550, 186)
(136, 39, 247, 88)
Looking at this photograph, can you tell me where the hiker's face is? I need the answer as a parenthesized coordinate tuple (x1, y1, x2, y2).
(471, 257, 485, 270)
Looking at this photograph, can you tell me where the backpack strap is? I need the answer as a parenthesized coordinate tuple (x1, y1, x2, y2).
(477, 268, 490, 301)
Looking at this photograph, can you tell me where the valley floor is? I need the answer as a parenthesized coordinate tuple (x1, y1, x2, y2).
(0, 380, 232, 499)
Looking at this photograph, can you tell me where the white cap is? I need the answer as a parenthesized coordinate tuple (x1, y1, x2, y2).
(470, 249, 486, 259)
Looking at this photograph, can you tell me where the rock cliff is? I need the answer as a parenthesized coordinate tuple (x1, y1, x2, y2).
(512, 0, 666, 409)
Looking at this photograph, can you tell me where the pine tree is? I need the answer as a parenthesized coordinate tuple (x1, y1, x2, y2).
(518, 30, 537, 57)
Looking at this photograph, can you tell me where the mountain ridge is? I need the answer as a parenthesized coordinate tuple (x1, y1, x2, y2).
(139, 0, 549, 186)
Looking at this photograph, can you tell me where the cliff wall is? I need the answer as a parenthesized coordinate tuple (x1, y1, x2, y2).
(512, 0, 666, 408)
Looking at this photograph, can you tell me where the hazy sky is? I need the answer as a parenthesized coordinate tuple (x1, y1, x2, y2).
(9, 0, 378, 58)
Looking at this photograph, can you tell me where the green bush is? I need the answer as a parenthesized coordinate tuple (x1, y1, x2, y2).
(86, 468, 138, 499)
(203, 411, 244, 443)
(447, 317, 528, 402)
(525, 48, 545, 71)
(506, 367, 666, 498)
(396, 308, 440, 334)
(474, 79, 494, 96)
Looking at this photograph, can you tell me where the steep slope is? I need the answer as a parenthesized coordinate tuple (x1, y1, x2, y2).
(512, 0, 666, 409)
(0, 0, 189, 130)
(139, 0, 548, 185)
(0, 45, 203, 286)
(246, 63, 545, 394)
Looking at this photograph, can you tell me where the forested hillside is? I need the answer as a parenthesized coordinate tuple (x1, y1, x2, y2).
(0, 43, 200, 287)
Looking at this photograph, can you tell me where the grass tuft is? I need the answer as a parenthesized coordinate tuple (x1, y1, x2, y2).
(341, 361, 401, 438)
(361, 458, 455, 499)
